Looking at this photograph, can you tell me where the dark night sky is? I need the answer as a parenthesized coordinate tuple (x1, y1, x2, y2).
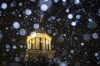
(0, 0, 100, 66)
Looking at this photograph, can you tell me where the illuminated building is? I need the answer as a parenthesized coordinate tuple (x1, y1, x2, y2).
(25, 29, 55, 61)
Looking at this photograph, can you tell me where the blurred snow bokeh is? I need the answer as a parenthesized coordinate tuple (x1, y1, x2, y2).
(1, 3, 7, 9)
(0, 0, 100, 66)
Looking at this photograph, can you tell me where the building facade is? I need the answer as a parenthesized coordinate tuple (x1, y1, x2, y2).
(25, 29, 55, 61)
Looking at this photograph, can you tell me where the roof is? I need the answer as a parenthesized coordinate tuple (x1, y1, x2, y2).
(27, 29, 52, 41)
(34, 29, 46, 33)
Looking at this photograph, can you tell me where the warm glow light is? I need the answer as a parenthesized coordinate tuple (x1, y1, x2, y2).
(27, 30, 52, 50)
(46, 40, 49, 44)
(25, 30, 55, 61)
(31, 32, 36, 37)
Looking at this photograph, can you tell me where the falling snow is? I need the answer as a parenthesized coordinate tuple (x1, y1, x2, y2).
(68, 14, 73, 19)
(81, 43, 84, 46)
(92, 33, 99, 39)
(12, 45, 17, 49)
(41, 4, 48, 11)
(0, 33, 3, 39)
(13, 21, 20, 29)
(0, 0, 100, 66)
(83, 33, 91, 41)
(25, 9, 32, 15)
(5, 44, 10, 49)
(59, 62, 68, 66)
(54, 0, 59, 3)
(74, 0, 80, 5)
(1, 3, 7, 9)
(33, 23, 39, 29)
(19, 29, 27, 36)
(76, 14, 81, 19)
(71, 21, 77, 26)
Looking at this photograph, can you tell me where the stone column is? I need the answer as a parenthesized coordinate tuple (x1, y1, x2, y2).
(27, 41, 30, 49)
(29, 40, 31, 49)
(49, 40, 51, 50)
(27, 37, 30, 49)
(36, 37, 40, 49)
(42, 38, 45, 50)
(46, 39, 49, 50)
(27, 40, 31, 49)
(32, 38, 35, 49)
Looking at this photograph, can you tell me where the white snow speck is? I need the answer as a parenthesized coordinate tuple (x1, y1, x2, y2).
(83, 34, 91, 41)
(20, 45, 23, 48)
(66, 8, 69, 13)
(48, 29, 52, 34)
(81, 43, 84, 46)
(92, 33, 99, 39)
(10, 2, 14, 7)
(74, 0, 80, 4)
(44, 0, 49, 1)
(51, 16, 56, 20)
(15, 57, 20, 62)
(87, 19, 97, 29)
(59, 62, 68, 66)
(31, 31, 36, 35)
(13, 22, 20, 29)
(19, 29, 27, 36)
(71, 22, 76, 26)
(54, 0, 59, 3)
(13, 45, 17, 49)
(25, 9, 32, 15)
(6, 49, 9, 51)
(88, 18, 93, 22)
(95, 53, 98, 57)
(70, 50, 74, 54)
(62, 0, 66, 2)
(0, 33, 3, 38)
(76, 14, 81, 19)
(68, 14, 73, 19)
(41, 4, 48, 11)
(19, 2, 23, 6)
(5, 44, 10, 49)
(33, 23, 39, 29)
(1, 3, 7, 9)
